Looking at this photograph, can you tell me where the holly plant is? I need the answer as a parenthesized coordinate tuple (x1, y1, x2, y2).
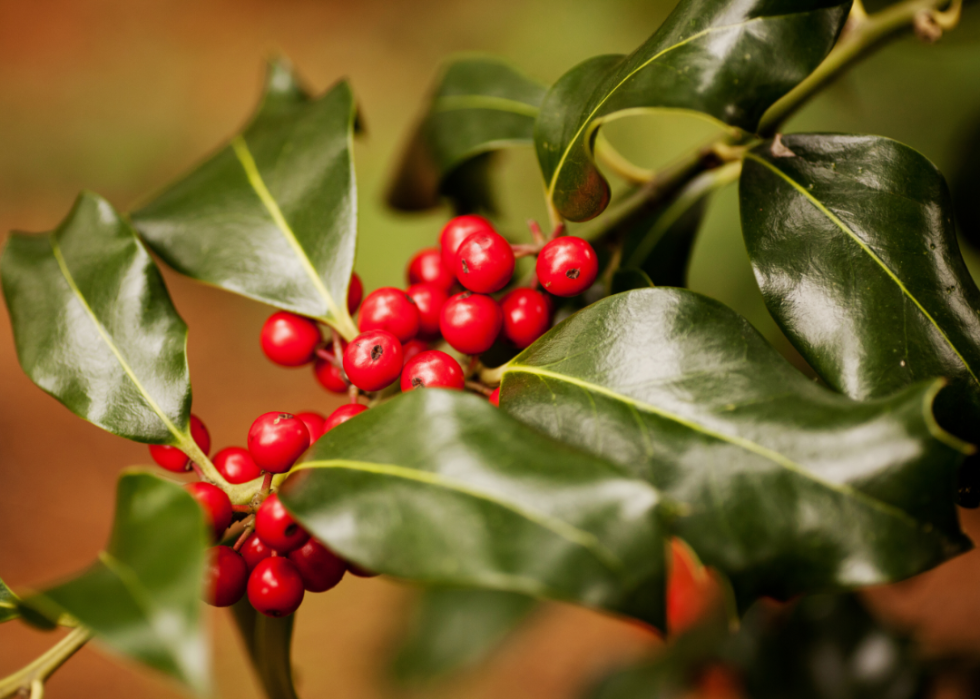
(0, 0, 976, 697)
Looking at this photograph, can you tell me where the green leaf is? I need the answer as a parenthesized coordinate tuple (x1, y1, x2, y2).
(1, 192, 193, 447)
(391, 588, 537, 683)
(279, 389, 668, 628)
(0, 578, 19, 624)
(500, 289, 971, 609)
(231, 599, 299, 699)
(535, 0, 851, 222)
(132, 57, 359, 340)
(739, 134, 980, 447)
(23, 472, 210, 693)
(610, 269, 655, 295)
(387, 56, 547, 212)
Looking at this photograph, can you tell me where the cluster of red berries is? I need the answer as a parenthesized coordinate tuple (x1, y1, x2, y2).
(148, 410, 373, 618)
(260, 215, 598, 396)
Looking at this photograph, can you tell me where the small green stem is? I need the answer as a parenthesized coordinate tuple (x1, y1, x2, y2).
(758, 0, 959, 135)
(0, 628, 91, 699)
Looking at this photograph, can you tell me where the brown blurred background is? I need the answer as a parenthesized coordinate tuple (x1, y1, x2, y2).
(3, 0, 980, 696)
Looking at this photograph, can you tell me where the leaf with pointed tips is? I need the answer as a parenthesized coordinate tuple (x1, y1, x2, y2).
(23, 472, 210, 694)
(0, 578, 19, 624)
(279, 389, 669, 628)
(500, 289, 971, 609)
(535, 0, 851, 221)
(132, 58, 360, 339)
(387, 56, 547, 213)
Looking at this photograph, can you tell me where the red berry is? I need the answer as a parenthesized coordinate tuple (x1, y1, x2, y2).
(440, 292, 503, 355)
(204, 546, 248, 607)
(260, 312, 322, 367)
(347, 562, 379, 578)
(288, 539, 347, 592)
(358, 287, 420, 342)
(247, 412, 311, 474)
(536, 236, 598, 297)
(255, 494, 310, 554)
(322, 404, 368, 433)
(401, 351, 465, 392)
(456, 231, 515, 293)
(313, 355, 348, 393)
(240, 533, 274, 571)
(501, 288, 551, 348)
(247, 557, 305, 617)
(402, 339, 429, 366)
(489, 387, 500, 407)
(348, 273, 363, 315)
(214, 447, 262, 485)
(185, 482, 233, 541)
(148, 414, 210, 473)
(407, 247, 455, 290)
(439, 215, 496, 273)
(406, 283, 448, 338)
(295, 412, 326, 445)
(343, 330, 403, 391)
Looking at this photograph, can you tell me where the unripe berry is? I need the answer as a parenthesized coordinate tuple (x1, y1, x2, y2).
(536, 236, 598, 297)
(440, 292, 503, 355)
(295, 412, 326, 445)
(348, 273, 363, 315)
(439, 215, 496, 273)
(489, 387, 500, 407)
(288, 539, 347, 592)
(149, 414, 210, 473)
(247, 412, 311, 474)
(358, 287, 420, 342)
(248, 557, 305, 618)
(214, 447, 262, 485)
(255, 494, 310, 554)
(456, 231, 515, 293)
(501, 288, 551, 348)
(402, 339, 429, 366)
(185, 482, 233, 541)
(313, 355, 348, 393)
(407, 247, 455, 290)
(322, 404, 368, 433)
(240, 533, 273, 571)
(401, 351, 465, 392)
(260, 312, 321, 367)
(406, 283, 448, 338)
(204, 546, 248, 607)
(343, 330, 403, 391)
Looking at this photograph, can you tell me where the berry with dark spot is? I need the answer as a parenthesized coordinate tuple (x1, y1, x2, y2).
(401, 350, 465, 392)
(247, 412, 311, 474)
(343, 330, 403, 391)
(255, 493, 310, 554)
(536, 236, 598, 297)
(455, 231, 515, 294)
(439, 215, 496, 273)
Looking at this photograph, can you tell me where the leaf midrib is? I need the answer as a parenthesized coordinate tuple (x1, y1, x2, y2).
(505, 365, 925, 528)
(744, 151, 980, 391)
(294, 459, 625, 573)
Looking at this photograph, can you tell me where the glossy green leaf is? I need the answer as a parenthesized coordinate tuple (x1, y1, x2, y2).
(391, 588, 537, 683)
(279, 389, 668, 628)
(500, 289, 971, 608)
(0, 578, 19, 624)
(387, 56, 547, 212)
(231, 599, 299, 699)
(1, 192, 194, 448)
(23, 471, 210, 693)
(132, 57, 359, 339)
(535, 0, 851, 222)
(590, 594, 926, 699)
(740, 134, 980, 448)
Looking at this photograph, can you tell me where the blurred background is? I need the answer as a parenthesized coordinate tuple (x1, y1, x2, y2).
(2, 0, 980, 696)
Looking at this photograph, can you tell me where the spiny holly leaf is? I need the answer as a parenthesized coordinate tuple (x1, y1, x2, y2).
(231, 599, 299, 699)
(387, 56, 547, 213)
(279, 389, 668, 628)
(0, 578, 18, 624)
(500, 289, 971, 609)
(132, 57, 359, 340)
(391, 588, 537, 683)
(23, 472, 210, 694)
(740, 134, 980, 449)
(1, 192, 195, 448)
(535, 0, 851, 222)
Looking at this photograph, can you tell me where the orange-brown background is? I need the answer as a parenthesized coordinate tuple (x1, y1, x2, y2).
(2, 1, 980, 697)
